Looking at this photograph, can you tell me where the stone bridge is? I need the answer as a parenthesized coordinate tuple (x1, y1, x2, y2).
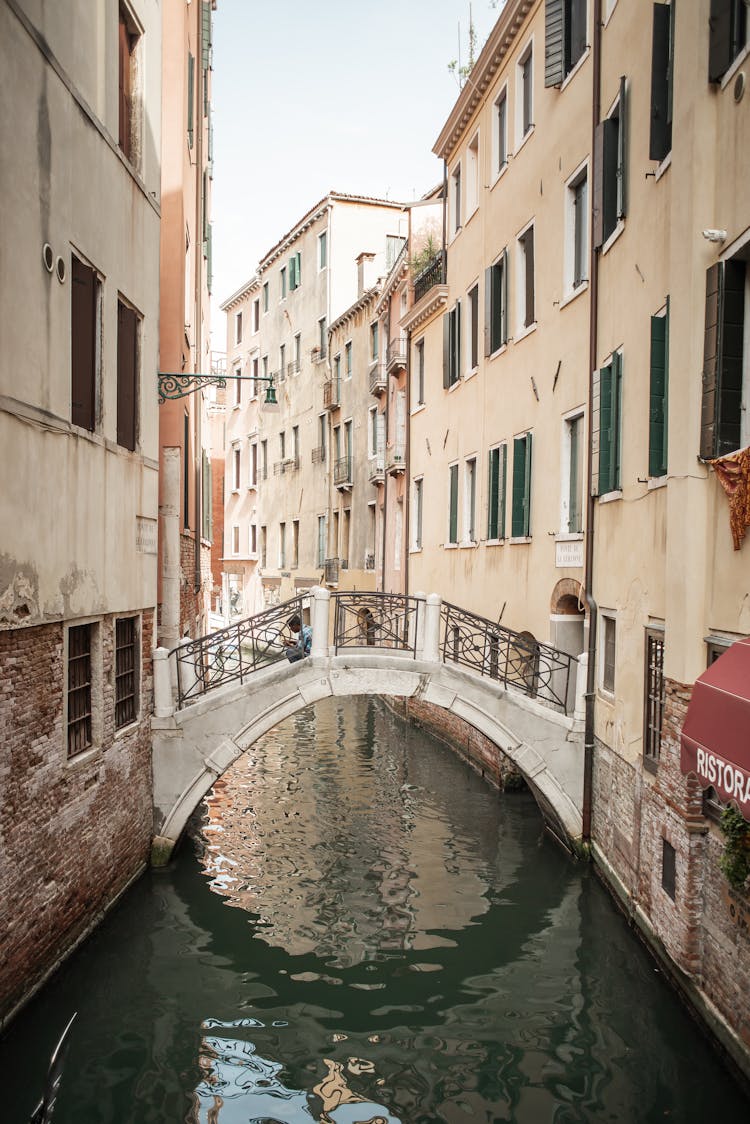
(150, 589, 587, 863)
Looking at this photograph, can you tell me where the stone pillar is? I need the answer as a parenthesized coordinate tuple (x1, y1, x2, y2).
(152, 647, 174, 717)
(310, 586, 331, 658)
(413, 591, 426, 658)
(160, 447, 181, 650)
(176, 635, 198, 703)
(423, 594, 442, 662)
(574, 652, 588, 721)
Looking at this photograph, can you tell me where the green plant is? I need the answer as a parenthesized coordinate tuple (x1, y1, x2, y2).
(719, 804, 750, 891)
(410, 235, 439, 277)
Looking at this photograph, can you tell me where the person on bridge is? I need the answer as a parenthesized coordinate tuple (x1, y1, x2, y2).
(285, 613, 312, 662)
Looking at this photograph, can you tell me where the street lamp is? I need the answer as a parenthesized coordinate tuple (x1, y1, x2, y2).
(157, 370, 278, 406)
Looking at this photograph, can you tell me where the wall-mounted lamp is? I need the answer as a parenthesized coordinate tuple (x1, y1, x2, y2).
(157, 371, 278, 406)
(702, 228, 727, 244)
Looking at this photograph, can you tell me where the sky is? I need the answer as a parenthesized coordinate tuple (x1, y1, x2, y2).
(210, 0, 504, 334)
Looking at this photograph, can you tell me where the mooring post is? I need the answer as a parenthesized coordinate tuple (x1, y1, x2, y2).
(574, 651, 588, 721)
(152, 647, 175, 717)
(310, 585, 331, 657)
(177, 636, 198, 702)
(423, 594, 442, 662)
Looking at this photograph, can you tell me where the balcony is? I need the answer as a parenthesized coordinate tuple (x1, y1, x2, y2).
(324, 557, 340, 584)
(323, 378, 340, 410)
(368, 455, 384, 484)
(287, 359, 300, 377)
(413, 251, 445, 303)
(334, 455, 352, 489)
(273, 460, 286, 476)
(386, 447, 406, 475)
(311, 445, 326, 464)
(368, 360, 386, 396)
(386, 336, 407, 374)
(311, 344, 327, 363)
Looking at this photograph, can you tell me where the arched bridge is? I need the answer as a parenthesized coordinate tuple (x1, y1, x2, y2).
(151, 589, 586, 864)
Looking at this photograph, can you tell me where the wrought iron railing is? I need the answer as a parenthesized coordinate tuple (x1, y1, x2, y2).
(368, 362, 386, 395)
(323, 378, 340, 409)
(287, 360, 300, 377)
(440, 601, 576, 713)
(311, 445, 326, 464)
(334, 455, 352, 486)
(332, 591, 420, 655)
(368, 455, 384, 482)
(172, 595, 308, 706)
(413, 251, 445, 303)
(386, 336, 407, 370)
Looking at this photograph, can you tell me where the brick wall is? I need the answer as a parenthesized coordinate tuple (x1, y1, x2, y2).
(0, 611, 155, 1024)
(592, 675, 750, 1063)
(210, 455, 224, 605)
(179, 531, 212, 637)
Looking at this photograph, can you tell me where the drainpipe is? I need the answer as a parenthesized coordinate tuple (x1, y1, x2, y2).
(582, 0, 603, 843)
(193, 7, 204, 603)
(404, 323, 411, 595)
(381, 310, 389, 592)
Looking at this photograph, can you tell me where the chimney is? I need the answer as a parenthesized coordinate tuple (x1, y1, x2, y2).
(356, 252, 377, 297)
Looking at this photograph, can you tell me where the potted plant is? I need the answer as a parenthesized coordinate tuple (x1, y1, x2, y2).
(719, 804, 750, 892)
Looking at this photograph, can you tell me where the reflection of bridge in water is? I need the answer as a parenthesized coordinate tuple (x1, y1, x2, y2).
(151, 589, 586, 862)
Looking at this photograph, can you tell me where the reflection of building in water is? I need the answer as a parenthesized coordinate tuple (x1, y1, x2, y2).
(201, 698, 523, 964)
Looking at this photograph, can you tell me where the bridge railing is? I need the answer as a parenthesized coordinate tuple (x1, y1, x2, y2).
(440, 601, 575, 714)
(332, 591, 420, 655)
(172, 594, 308, 707)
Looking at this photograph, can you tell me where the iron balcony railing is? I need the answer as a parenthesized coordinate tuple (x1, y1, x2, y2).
(368, 361, 386, 395)
(332, 591, 420, 656)
(386, 336, 407, 372)
(323, 378, 340, 410)
(413, 251, 445, 303)
(286, 359, 300, 377)
(311, 445, 326, 464)
(172, 594, 308, 706)
(368, 454, 384, 483)
(386, 445, 406, 474)
(440, 601, 576, 714)
(334, 455, 352, 487)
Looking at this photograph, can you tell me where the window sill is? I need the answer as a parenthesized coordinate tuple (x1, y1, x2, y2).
(490, 161, 509, 191)
(598, 489, 622, 504)
(560, 46, 590, 91)
(410, 402, 426, 416)
(489, 342, 508, 360)
(601, 220, 625, 256)
(509, 536, 532, 545)
(647, 475, 667, 491)
(597, 686, 616, 704)
(459, 540, 478, 549)
(66, 746, 100, 771)
(448, 226, 463, 246)
(559, 281, 588, 310)
(409, 546, 422, 555)
(443, 542, 459, 550)
(514, 124, 535, 157)
(114, 718, 140, 741)
(485, 538, 506, 547)
(654, 152, 672, 182)
(464, 205, 479, 228)
(447, 377, 463, 393)
(231, 488, 240, 495)
(720, 43, 750, 90)
(514, 321, 537, 345)
(555, 532, 584, 542)
(464, 367, 478, 381)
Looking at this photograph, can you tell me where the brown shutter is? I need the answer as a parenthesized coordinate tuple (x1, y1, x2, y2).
(592, 122, 605, 249)
(700, 263, 723, 460)
(71, 256, 96, 430)
(117, 302, 137, 451)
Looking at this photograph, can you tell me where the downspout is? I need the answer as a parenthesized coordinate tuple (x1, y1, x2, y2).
(582, 0, 603, 843)
(193, 7, 204, 599)
(404, 322, 411, 595)
(381, 309, 389, 593)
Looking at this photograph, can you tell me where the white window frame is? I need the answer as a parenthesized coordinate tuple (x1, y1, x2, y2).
(492, 84, 509, 183)
(450, 161, 462, 237)
(412, 337, 425, 408)
(467, 282, 479, 375)
(231, 444, 241, 492)
(249, 522, 258, 558)
(516, 219, 536, 336)
(318, 230, 328, 271)
(564, 159, 589, 300)
(412, 476, 423, 551)
(462, 456, 478, 545)
(599, 610, 617, 696)
(466, 131, 479, 218)
(248, 439, 258, 489)
(231, 524, 240, 556)
(447, 461, 460, 546)
(234, 310, 243, 346)
(516, 38, 534, 148)
(233, 364, 242, 408)
(559, 408, 585, 535)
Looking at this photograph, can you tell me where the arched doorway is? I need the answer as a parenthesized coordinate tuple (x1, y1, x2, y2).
(549, 580, 585, 712)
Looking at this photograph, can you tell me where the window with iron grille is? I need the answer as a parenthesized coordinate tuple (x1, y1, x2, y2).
(644, 628, 665, 767)
(115, 616, 138, 729)
(68, 624, 93, 757)
(661, 838, 676, 900)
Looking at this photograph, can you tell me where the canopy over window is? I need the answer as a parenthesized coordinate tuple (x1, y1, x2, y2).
(680, 637, 750, 819)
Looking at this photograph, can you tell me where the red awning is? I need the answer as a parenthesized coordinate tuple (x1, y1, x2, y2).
(680, 637, 750, 818)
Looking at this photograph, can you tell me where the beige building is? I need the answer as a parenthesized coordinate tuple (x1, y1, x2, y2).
(401, 0, 750, 1078)
(0, 0, 161, 1020)
(219, 193, 407, 615)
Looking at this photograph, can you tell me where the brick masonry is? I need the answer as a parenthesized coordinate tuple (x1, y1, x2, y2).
(0, 611, 155, 1024)
(592, 676, 750, 1065)
(179, 531, 213, 637)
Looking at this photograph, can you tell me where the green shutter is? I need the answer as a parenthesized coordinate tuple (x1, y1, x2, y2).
(488, 448, 499, 539)
(617, 75, 627, 221)
(449, 465, 458, 543)
(443, 312, 450, 388)
(202, 1, 212, 69)
(499, 442, 507, 539)
(501, 249, 509, 345)
(598, 362, 613, 494)
(569, 417, 581, 531)
(187, 53, 195, 148)
(649, 313, 667, 476)
(484, 267, 492, 357)
(524, 433, 532, 535)
(512, 436, 529, 537)
(611, 351, 622, 490)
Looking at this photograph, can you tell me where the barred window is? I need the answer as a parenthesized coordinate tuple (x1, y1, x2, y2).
(115, 617, 138, 729)
(68, 624, 93, 757)
(644, 629, 665, 768)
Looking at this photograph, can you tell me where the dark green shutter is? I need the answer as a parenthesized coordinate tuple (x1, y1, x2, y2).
(512, 436, 531, 537)
(488, 448, 499, 539)
(649, 314, 667, 476)
(611, 351, 622, 491)
(484, 266, 492, 357)
(617, 76, 627, 221)
(649, 4, 672, 162)
(202, 2, 212, 69)
(593, 121, 605, 249)
(545, 0, 565, 87)
(443, 313, 450, 388)
(455, 300, 462, 381)
(718, 259, 746, 455)
(598, 362, 613, 493)
(524, 230, 535, 326)
(499, 443, 507, 538)
(187, 53, 195, 148)
(449, 464, 458, 542)
(708, 0, 734, 82)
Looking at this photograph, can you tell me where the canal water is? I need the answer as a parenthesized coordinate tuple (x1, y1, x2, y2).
(2, 697, 749, 1123)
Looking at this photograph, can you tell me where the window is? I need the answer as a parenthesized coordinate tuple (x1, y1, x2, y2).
(386, 235, 406, 269)
(235, 310, 243, 345)
(279, 431, 286, 461)
(661, 838, 676, 900)
(249, 523, 257, 556)
(345, 341, 352, 379)
(67, 623, 93, 757)
(701, 258, 747, 459)
(601, 613, 616, 693)
(511, 432, 533, 537)
(231, 524, 240, 555)
(486, 250, 509, 354)
(451, 163, 462, 234)
(494, 88, 508, 175)
(412, 478, 423, 550)
(448, 463, 459, 544)
(262, 282, 269, 312)
(260, 525, 267, 567)
(251, 356, 259, 397)
(644, 628, 665, 767)
(280, 266, 287, 300)
(593, 350, 623, 494)
(565, 414, 584, 532)
(293, 425, 300, 466)
(279, 344, 286, 378)
(252, 298, 260, 333)
(292, 519, 300, 568)
(593, 78, 627, 248)
(368, 406, 378, 457)
(370, 322, 379, 361)
(71, 254, 99, 431)
(260, 439, 268, 480)
(413, 339, 425, 405)
(319, 230, 328, 270)
(317, 515, 327, 566)
(443, 301, 462, 387)
(262, 354, 269, 381)
(487, 443, 508, 540)
(318, 413, 327, 461)
(650, 2, 674, 162)
(201, 449, 212, 542)
(318, 317, 327, 358)
(249, 441, 258, 487)
(116, 300, 138, 451)
(342, 509, 351, 567)
(279, 522, 286, 568)
(344, 419, 353, 466)
(232, 445, 241, 491)
(118, 4, 139, 162)
(649, 302, 669, 477)
(517, 42, 534, 141)
(115, 616, 138, 729)
(187, 52, 195, 149)
(233, 365, 242, 408)
(334, 353, 341, 385)
(517, 225, 535, 330)
(289, 251, 301, 291)
(183, 413, 190, 529)
(294, 333, 301, 369)
(466, 133, 479, 216)
(468, 285, 479, 371)
(464, 457, 477, 543)
(544, 0, 587, 87)
(709, 0, 747, 82)
(566, 166, 588, 291)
